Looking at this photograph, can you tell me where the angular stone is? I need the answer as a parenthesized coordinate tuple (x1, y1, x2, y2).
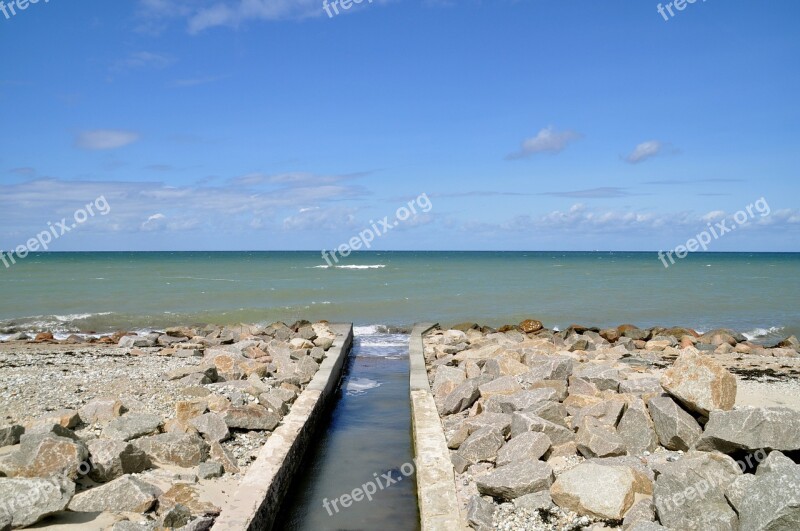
(160, 504, 193, 529)
(510, 412, 574, 445)
(464, 413, 513, 436)
(574, 364, 621, 391)
(660, 351, 736, 416)
(696, 407, 800, 453)
(24, 423, 79, 441)
(551, 462, 651, 520)
(466, 494, 494, 530)
(0, 425, 24, 448)
(572, 399, 625, 428)
(0, 476, 74, 528)
(497, 432, 551, 466)
(119, 335, 156, 348)
(431, 366, 466, 398)
(622, 499, 655, 530)
(575, 418, 626, 458)
(483, 356, 529, 378)
(440, 379, 480, 415)
(32, 409, 79, 429)
(189, 413, 230, 442)
(653, 451, 741, 530)
(132, 433, 209, 467)
(619, 378, 662, 395)
(209, 441, 239, 474)
(484, 389, 558, 414)
(647, 396, 702, 451)
(158, 483, 220, 516)
(523, 356, 573, 381)
(78, 399, 127, 424)
(68, 475, 160, 513)
(167, 365, 219, 383)
(457, 427, 504, 465)
(4, 434, 88, 479)
(198, 461, 224, 480)
(725, 454, 800, 531)
(103, 414, 163, 441)
(86, 439, 149, 483)
(525, 401, 569, 427)
(476, 460, 554, 501)
(617, 400, 658, 455)
(223, 405, 279, 431)
(513, 490, 553, 511)
(478, 376, 522, 400)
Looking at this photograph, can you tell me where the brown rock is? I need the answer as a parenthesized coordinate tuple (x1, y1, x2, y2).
(520, 320, 544, 334)
(158, 483, 221, 516)
(660, 351, 736, 415)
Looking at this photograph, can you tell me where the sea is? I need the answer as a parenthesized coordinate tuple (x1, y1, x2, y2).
(1, 251, 798, 344)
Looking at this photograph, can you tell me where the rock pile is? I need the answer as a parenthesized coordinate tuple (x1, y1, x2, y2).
(0, 320, 337, 530)
(424, 322, 800, 531)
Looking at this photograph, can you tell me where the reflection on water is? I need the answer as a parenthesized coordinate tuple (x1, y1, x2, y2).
(274, 329, 420, 531)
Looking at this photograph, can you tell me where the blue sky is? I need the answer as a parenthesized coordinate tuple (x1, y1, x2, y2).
(1, 0, 798, 252)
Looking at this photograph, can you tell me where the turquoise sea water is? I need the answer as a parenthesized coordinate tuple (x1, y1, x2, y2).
(1, 251, 798, 341)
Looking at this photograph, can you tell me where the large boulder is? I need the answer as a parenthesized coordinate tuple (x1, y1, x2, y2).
(3, 434, 88, 479)
(617, 399, 658, 455)
(653, 451, 741, 530)
(131, 433, 209, 468)
(68, 475, 160, 513)
(496, 432, 551, 466)
(724, 451, 800, 530)
(660, 351, 736, 416)
(439, 379, 480, 415)
(523, 356, 573, 381)
(510, 412, 574, 445)
(222, 405, 279, 431)
(574, 364, 621, 392)
(476, 460, 554, 501)
(0, 476, 74, 528)
(696, 407, 800, 453)
(483, 389, 558, 414)
(189, 413, 231, 442)
(550, 462, 652, 520)
(456, 427, 504, 466)
(431, 366, 466, 398)
(478, 376, 522, 400)
(102, 414, 163, 441)
(78, 399, 126, 424)
(86, 440, 149, 483)
(647, 397, 702, 451)
(575, 418, 626, 458)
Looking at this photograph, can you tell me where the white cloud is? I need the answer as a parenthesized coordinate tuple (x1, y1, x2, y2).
(282, 206, 358, 231)
(626, 140, 665, 164)
(75, 130, 140, 150)
(507, 126, 582, 160)
(141, 213, 167, 231)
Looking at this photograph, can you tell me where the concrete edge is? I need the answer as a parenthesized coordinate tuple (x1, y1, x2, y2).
(409, 323, 467, 531)
(212, 323, 354, 531)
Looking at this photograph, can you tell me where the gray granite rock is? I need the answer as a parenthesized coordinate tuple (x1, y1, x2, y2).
(647, 396, 702, 451)
(68, 475, 160, 513)
(476, 460, 554, 501)
(696, 407, 800, 453)
(0, 476, 74, 528)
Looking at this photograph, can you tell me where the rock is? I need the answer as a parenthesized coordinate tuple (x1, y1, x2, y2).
(523, 356, 573, 381)
(166, 365, 218, 383)
(600, 328, 621, 342)
(660, 351, 736, 416)
(466, 495, 495, 530)
(68, 475, 160, 513)
(132, 433, 209, 467)
(574, 364, 621, 391)
(24, 423, 79, 441)
(483, 356, 529, 378)
(520, 320, 544, 333)
(576, 418, 627, 458)
(653, 451, 741, 530)
(464, 413, 513, 436)
(78, 399, 126, 424)
(696, 407, 800, 453)
(431, 366, 466, 398)
(33, 332, 54, 342)
(513, 490, 553, 511)
(209, 441, 239, 474)
(197, 461, 224, 480)
(619, 378, 662, 395)
(0, 425, 24, 448)
(160, 504, 193, 528)
(439, 379, 480, 415)
(0, 476, 74, 528)
(223, 405, 279, 431)
(86, 439, 149, 483)
(572, 399, 625, 427)
(175, 400, 209, 423)
(510, 412, 574, 445)
(725, 452, 800, 530)
(698, 329, 741, 346)
(119, 335, 156, 348)
(550, 462, 651, 520)
(476, 460, 554, 501)
(4, 434, 88, 479)
(478, 376, 522, 399)
(647, 396, 702, 451)
(484, 389, 558, 414)
(619, 326, 650, 341)
(189, 413, 230, 442)
(457, 427, 504, 466)
(103, 414, 163, 441)
(158, 483, 220, 516)
(497, 432, 551, 466)
(617, 399, 658, 455)
(623, 499, 655, 530)
(32, 409, 79, 429)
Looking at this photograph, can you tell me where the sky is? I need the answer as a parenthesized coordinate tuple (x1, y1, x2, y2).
(1, 0, 798, 252)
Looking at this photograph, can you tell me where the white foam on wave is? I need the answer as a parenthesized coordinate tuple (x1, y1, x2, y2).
(354, 325, 382, 335)
(345, 378, 382, 396)
(743, 326, 784, 341)
(312, 265, 386, 270)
